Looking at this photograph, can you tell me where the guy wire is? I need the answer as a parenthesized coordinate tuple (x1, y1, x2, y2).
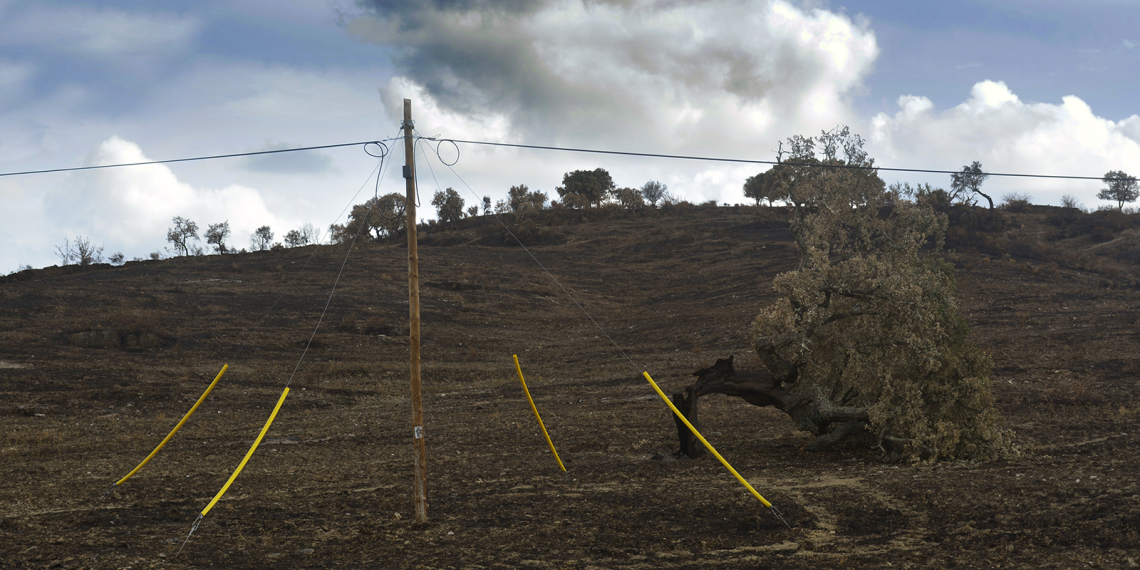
(225, 126, 397, 370)
(283, 134, 399, 389)
(93, 138, 393, 511)
(227, 141, 390, 365)
(416, 135, 791, 526)
(90, 135, 396, 525)
(415, 132, 644, 377)
(172, 126, 402, 559)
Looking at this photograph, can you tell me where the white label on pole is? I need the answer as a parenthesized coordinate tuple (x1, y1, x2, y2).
(414, 426, 423, 439)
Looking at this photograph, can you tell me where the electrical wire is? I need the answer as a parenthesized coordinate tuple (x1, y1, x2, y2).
(406, 138, 421, 208)
(4, 135, 1132, 182)
(282, 138, 397, 389)
(0, 140, 399, 178)
(227, 142, 390, 365)
(175, 132, 401, 557)
(91, 133, 397, 523)
(422, 137, 1136, 182)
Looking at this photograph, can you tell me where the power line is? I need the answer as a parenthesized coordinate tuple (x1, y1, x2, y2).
(433, 137, 1128, 182)
(2, 135, 1131, 183)
(0, 140, 394, 178)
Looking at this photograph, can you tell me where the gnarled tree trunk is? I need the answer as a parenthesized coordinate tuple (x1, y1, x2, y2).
(671, 356, 869, 457)
(670, 388, 704, 458)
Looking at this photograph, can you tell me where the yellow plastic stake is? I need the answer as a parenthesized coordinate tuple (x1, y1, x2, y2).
(200, 387, 290, 516)
(513, 355, 566, 472)
(115, 364, 229, 486)
(642, 371, 775, 510)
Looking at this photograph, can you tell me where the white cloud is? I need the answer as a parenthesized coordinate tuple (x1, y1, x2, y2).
(1119, 116, 1140, 145)
(37, 137, 293, 259)
(963, 80, 1021, 110)
(380, 76, 514, 143)
(352, 0, 879, 205)
(371, 0, 877, 147)
(0, 6, 200, 62)
(869, 80, 1140, 206)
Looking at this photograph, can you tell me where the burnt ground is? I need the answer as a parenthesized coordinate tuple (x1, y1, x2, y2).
(1, 205, 1138, 569)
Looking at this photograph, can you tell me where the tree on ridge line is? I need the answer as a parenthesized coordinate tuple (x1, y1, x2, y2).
(640, 180, 668, 207)
(556, 168, 614, 208)
(950, 161, 992, 209)
(167, 216, 200, 256)
(205, 221, 231, 254)
(432, 188, 465, 227)
(1098, 170, 1139, 211)
(250, 225, 274, 251)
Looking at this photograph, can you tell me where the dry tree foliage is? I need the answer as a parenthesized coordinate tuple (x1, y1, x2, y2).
(686, 127, 1011, 462)
(754, 127, 1011, 461)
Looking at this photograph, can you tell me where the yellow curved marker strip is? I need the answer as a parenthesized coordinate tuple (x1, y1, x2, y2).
(115, 364, 229, 486)
(200, 387, 290, 516)
(513, 355, 566, 472)
(642, 371, 773, 509)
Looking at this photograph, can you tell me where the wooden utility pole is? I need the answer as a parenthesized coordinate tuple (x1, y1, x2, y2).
(402, 98, 427, 523)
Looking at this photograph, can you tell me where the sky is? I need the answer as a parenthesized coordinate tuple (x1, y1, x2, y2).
(1, 0, 1137, 273)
